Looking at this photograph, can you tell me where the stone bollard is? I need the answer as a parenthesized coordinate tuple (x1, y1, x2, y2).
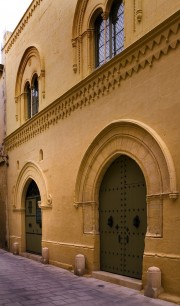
(74, 254, 85, 276)
(144, 266, 162, 298)
(13, 242, 19, 255)
(41, 247, 49, 264)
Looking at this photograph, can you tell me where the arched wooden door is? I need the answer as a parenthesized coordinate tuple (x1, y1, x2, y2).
(99, 155, 147, 279)
(25, 180, 42, 254)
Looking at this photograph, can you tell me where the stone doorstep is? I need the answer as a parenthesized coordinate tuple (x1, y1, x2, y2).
(92, 271, 143, 291)
(19, 253, 142, 292)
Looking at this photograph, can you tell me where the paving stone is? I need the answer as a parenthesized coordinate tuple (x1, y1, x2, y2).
(0, 249, 178, 306)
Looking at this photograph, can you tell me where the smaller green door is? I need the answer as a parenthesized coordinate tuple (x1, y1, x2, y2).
(25, 181, 42, 255)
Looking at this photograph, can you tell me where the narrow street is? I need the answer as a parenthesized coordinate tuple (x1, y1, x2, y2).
(0, 249, 177, 306)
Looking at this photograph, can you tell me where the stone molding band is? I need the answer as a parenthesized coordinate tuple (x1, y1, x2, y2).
(3, 0, 43, 54)
(5, 10, 180, 152)
(74, 191, 179, 209)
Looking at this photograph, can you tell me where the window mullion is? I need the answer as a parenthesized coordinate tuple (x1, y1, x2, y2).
(31, 85, 33, 118)
(104, 17, 107, 64)
(94, 1, 124, 68)
(109, 17, 113, 59)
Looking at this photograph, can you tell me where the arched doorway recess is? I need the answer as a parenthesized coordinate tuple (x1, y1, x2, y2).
(25, 180, 42, 254)
(99, 154, 147, 279)
(13, 161, 52, 253)
(74, 119, 178, 272)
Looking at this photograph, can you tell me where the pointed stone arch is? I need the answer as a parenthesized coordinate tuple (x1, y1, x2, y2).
(15, 45, 45, 98)
(13, 161, 52, 211)
(72, 0, 124, 74)
(15, 46, 45, 122)
(72, 0, 114, 39)
(72, 0, 106, 74)
(74, 119, 178, 236)
(72, 0, 88, 39)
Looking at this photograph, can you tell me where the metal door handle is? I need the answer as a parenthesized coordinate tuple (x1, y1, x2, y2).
(133, 215, 140, 228)
(107, 216, 113, 228)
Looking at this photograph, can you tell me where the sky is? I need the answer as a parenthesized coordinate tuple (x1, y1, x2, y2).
(0, 0, 32, 48)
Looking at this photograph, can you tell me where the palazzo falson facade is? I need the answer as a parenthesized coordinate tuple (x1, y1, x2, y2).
(0, 0, 180, 302)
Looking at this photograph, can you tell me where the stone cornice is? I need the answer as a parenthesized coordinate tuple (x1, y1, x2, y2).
(3, 0, 43, 54)
(147, 192, 179, 201)
(4, 10, 180, 152)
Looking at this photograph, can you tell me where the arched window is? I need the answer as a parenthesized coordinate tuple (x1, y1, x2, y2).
(32, 74, 39, 117)
(24, 74, 39, 120)
(95, 0, 124, 68)
(15, 46, 45, 124)
(24, 82, 31, 119)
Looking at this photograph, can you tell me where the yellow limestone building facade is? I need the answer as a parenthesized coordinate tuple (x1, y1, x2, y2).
(0, 62, 7, 249)
(1, 0, 180, 301)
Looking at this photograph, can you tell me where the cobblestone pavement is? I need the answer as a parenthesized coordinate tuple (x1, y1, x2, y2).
(0, 249, 177, 306)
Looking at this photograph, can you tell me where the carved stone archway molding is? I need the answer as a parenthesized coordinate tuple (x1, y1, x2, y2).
(15, 45, 45, 98)
(72, 0, 114, 74)
(74, 119, 178, 237)
(15, 45, 45, 122)
(72, 0, 88, 73)
(13, 161, 52, 211)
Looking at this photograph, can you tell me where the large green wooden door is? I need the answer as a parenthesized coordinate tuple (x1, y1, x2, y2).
(25, 181, 42, 255)
(99, 155, 147, 279)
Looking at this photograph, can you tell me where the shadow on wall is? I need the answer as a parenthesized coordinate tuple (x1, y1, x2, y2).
(0, 164, 7, 250)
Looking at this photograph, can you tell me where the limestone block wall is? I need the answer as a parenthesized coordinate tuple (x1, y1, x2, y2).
(3, 0, 180, 135)
(0, 68, 5, 143)
(0, 67, 7, 249)
(2, 0, 180, 300)
(0, 166, 7, 249)
(4, 0, 78, 136)
(5, 39, 180, 296)
(72, 0, 180, 77)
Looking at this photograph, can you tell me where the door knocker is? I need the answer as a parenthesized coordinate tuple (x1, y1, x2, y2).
(107, 216, 113, 228)
(133, 215, 140, 228)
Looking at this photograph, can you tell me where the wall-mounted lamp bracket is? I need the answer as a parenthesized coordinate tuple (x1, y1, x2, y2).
(0, 154, 9, 166)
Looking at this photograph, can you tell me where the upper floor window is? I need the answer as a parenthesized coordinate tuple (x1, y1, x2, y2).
(95, 0, 124, 68)
(25, 74, 39, 120)
(25, 81, 31, 119)
(32, 75, 39, 117)
(15, 46, 45, 125)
